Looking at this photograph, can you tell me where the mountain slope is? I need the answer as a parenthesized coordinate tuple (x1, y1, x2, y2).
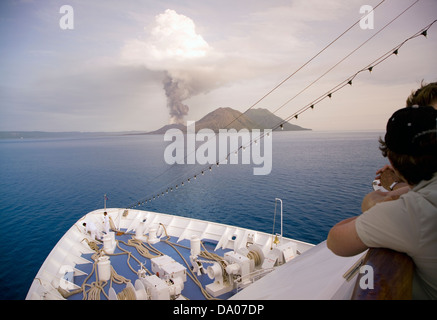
(148, 107, 310, 134)
(245, 108, 310, 131)
(194, 107, 261, 132)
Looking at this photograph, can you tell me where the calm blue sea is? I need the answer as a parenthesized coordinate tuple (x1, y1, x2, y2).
(0, 130, 386, 299)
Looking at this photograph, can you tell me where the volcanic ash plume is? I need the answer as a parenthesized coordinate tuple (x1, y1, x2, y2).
(121, 9, 230, 124)
(163, 72, 190, 124)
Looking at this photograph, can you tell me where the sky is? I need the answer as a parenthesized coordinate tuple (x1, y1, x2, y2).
(0, 0, 436, 132)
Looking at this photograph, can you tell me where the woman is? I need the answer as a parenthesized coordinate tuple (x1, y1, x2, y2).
(327, 105, 437, 299)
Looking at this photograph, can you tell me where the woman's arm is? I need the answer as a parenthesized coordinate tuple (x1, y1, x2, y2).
(361, 187, 410, 212)
(327, 217, 368, 257)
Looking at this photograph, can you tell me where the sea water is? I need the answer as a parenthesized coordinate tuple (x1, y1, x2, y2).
(0, 130, 386, 299)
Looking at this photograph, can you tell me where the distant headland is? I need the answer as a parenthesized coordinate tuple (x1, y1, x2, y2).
(0, 107, 310, 139)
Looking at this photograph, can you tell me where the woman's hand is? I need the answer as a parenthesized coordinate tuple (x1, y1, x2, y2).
(375, 165, 408, 191)
(361, 187, 410, 212)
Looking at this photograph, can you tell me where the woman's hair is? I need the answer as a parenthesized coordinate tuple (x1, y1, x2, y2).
(406, 81, 437, 107)
(379, 133, 437, 185)
(380, 87, 437, 186)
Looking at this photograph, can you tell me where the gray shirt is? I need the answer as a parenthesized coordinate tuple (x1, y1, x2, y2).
(356, 173, 437, 299)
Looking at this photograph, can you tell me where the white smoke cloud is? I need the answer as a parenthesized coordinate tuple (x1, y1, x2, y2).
(122, 9, 227, 124)
(149, 9, 211, 61)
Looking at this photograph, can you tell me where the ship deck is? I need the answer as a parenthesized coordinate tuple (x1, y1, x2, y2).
(26, 208, 316, 300)
(68, 230, 235, 300)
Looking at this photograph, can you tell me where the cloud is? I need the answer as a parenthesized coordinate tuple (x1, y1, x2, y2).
(148, 9, 211, 62)
(122, 10, 212, 67)
(121, 9, 262, 124)
(121, 9, 220, 124)
(0, 64, 166, 131)
(2, 0, 436, 132)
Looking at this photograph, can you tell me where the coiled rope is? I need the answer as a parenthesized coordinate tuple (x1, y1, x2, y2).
(117, 286, 136, 300)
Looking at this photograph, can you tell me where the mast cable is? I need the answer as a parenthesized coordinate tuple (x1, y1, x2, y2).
(271, 0, 420, 116)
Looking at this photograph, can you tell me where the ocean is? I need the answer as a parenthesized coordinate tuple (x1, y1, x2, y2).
(0, 130, 387, 300)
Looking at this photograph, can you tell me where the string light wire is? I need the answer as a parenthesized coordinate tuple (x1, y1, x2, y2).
(125, 1, 388, 208)
(126, 17, 436, 210)
(270, 0, 420, 117)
